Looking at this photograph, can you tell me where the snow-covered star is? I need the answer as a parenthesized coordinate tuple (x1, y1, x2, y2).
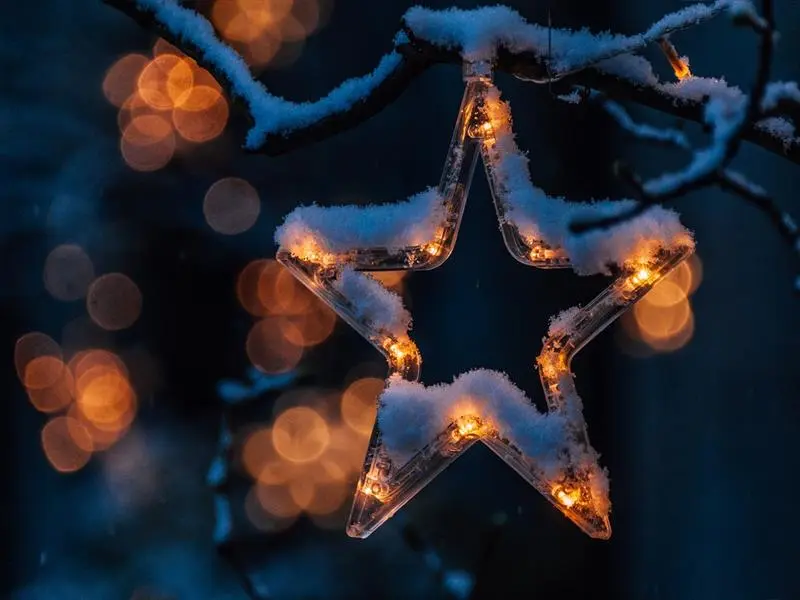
(275, 62, 692, 539)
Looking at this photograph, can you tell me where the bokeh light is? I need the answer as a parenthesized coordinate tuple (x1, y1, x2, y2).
(16, 328, 141, 470)
(43, 244, 96, 301)
(104, 41, 230, 171)
(246, 317, 304, 373)
(23, 355, 65, 391)
(272, 406, 330, 463)
(257, 261, 314, 316)
(120, 114, 176, 172)
(86, 273, 143, 331)
(278, 305, 337, 348)
(27, 362, 74, 414)
(41, 416, 92, 473)
(76, 370, 137, 433)
(203, 177, 261, 235)
(256, 483, 303, 519)
(15, 332, 62, 384)
(340, 377, 381, 436)
(620, 254, 703, 354)
(245, 485, 297, 532)
(137, 54, 194, 110)
(171, 87, 229, 142)
(210, 0, 331, 69)
(102, 53, 149, 107)
(237, 259, 274, 317)
(239, 387, 375, 531)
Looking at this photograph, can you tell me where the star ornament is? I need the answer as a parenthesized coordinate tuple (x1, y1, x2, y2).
(275, 61, 693, 540)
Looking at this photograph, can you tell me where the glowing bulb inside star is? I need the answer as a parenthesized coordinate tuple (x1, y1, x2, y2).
(553, 486, 580, 508)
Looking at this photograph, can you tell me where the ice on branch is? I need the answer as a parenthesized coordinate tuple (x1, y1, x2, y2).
(404, 1, 731, 73)
(275, 188, 444, 259)
(378, 369, 570, 471)
(331, 268, 411, 338)
(482, 87, 693, 274)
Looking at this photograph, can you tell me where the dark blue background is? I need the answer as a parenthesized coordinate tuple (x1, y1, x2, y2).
(3, 0, 800, 598)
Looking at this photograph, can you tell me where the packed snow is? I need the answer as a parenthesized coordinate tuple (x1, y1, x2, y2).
(378, 369, 569, 471)
(332, 268, 411, 337)
(131, 0, 777, 153)
(483, 86, 693, 274)
(275, 188, 444, 255)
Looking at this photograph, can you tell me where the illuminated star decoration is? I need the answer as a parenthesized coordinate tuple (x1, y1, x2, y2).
(275, 60, 693, 540)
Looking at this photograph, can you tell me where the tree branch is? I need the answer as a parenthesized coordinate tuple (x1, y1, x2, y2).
(103, 0, 799, 162)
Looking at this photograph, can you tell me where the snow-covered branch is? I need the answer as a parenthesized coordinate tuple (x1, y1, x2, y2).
(104, 0, 800, 163)
(570, 0, 800, 277)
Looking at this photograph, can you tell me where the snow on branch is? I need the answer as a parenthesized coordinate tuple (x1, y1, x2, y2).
(571, 0, 800, 278)
(402, 1, 728, 75)
(105, 0, 800, 163)
(483, 86, 693, 274)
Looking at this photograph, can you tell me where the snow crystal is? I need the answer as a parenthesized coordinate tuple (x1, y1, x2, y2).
(275, 188, 444, 255)
(378, 369, 568, 472)
(547, 307, 583, 337)
(332, 268, 411, 337)
(485, 87, 692, 274)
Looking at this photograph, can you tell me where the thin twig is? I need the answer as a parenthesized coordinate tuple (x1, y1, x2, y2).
(572, 0, 782, 232)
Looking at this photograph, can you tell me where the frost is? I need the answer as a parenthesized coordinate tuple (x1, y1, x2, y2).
(332, 268, 411, 337)
(275, 188, 444, 255)
(378, 369, 568, 472)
